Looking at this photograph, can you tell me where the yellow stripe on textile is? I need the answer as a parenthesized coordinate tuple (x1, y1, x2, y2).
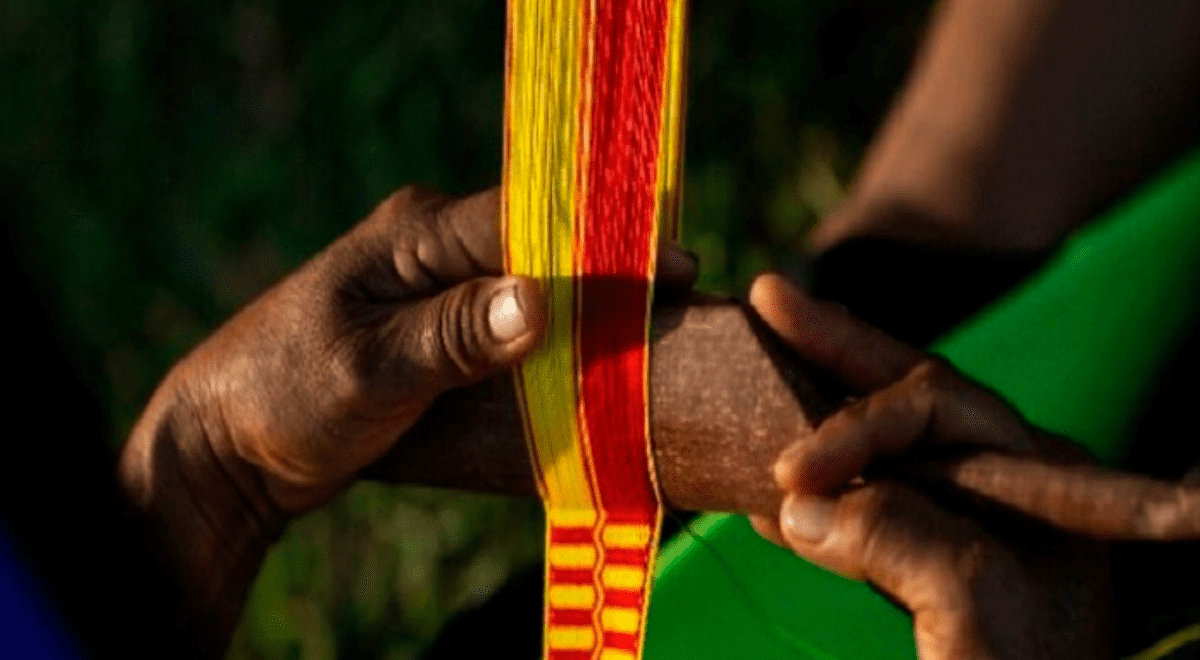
(657, 0, 688, 242)
(504, 0, 595, 517)
(503, 1, 689, 658)
(548, 584, 598, 610)
(548, 544, 599, 569)
(601, 607, 643, 634)
(603, 524, 654, 549)
(601, 565, 647, 591)
(548, 626, 597, 651)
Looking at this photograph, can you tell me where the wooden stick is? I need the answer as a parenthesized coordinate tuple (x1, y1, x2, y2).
(365, 295, 823, 515)
(365, 295, 1200, 540)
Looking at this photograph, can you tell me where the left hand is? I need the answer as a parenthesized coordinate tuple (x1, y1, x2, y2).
(126, 185, 699, 518)
(746, 273, 1114, 660)
(119, 186, 555, 655)
(118, 185, 696, 657)
(124, 187, 555, 520)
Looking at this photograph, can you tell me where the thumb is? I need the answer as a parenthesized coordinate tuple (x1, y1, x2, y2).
(394, 275, 546, 393)
(778, 483, 994, 611)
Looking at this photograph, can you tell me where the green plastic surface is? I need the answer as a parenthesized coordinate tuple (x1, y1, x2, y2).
(645, 149, 1200, 659)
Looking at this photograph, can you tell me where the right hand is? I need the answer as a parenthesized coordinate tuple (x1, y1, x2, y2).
(743, 273, 1147, 659)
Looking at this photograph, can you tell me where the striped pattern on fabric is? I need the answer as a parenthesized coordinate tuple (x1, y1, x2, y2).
(502, 1, 688, 658)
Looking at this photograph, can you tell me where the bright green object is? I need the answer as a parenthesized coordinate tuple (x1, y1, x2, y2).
(645, 148, 1200, 659)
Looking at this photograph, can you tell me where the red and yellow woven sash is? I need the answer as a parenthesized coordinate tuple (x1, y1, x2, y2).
(502, 1, 687, 658)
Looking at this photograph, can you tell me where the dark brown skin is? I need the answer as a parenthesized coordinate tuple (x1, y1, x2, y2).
(119, 185, 1200, 659)
(117, 185, 695, 658)
(367, 293, 835, 515)
(375, 276, 1198, 660)
(746, 274, 1200, 660)
(813, 0, 1200, 253)
(107, 2, 1200, 658)
(362, 283, 1200, 535)
(783, 1, 1200, 656)
(368, 290, 1200, 539)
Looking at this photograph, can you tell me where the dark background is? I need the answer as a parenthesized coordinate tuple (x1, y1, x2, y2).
(0, 1, 934, 658)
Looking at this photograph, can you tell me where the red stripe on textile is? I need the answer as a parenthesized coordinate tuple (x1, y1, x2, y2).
(579, 0, 668, 511)
(550, 526, 596, 545)
(548, 651, 593, 660)
(549, 568, 597, 585)
(549, 608, 594, 627)
(602, 589, 646, 609)
(601, 548, 650, 565)
(603, 631, 640, 650)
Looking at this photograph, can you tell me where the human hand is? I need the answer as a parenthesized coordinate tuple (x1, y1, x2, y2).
(746, 273, 1114, 660)
(118, 186, 694, 655)
(125, 187, 548, 522)
(128, 186, 696, 519)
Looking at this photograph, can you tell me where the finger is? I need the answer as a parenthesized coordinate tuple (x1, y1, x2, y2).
(778, 484, 994, 611)
(748, 272, 924, 393)
(655, 241, 698, 300)
(775, 361, 1035, 495)
(387, 274, 546, 394)
(435, 186, 504, 273)
(930, 453, 1200, 541)
(346, 187, 504, 299)
(428, 187, 699, 292)
(806, 215, 849, 254)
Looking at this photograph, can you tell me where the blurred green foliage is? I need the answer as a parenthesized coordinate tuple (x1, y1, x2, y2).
(0, 0, 929, 658)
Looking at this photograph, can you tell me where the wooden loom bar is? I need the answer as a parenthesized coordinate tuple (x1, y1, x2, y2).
(367, 296, 827, 515)
(368, 296, 1198, 541)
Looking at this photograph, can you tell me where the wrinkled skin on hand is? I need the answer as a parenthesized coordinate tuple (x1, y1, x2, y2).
(118, 185, 692, 656)
(747, 273, 1115, 660)
(162, 187, 550, 516)
(133, 185, 696, 520)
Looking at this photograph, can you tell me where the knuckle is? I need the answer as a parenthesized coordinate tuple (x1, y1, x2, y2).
(839, 395, 871, 423)
(852, 482, 908, 550)
(375, 185, 446, 230)
(432, 282, 489, 384)
(951, 537, 991, 582)
(392, 220, 440, 288)
(775, 432, 825, 489)
(835, 485, 905, 583)
(376, 187, 416, 223)
(851, 481, 1005, 605)
(852, 483, 941, 586)
(860, 480, 907, 516)
(371, 188, 462, 296)
(906, 358, 955, 391)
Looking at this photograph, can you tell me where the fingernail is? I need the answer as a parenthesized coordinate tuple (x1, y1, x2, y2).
(488, 284, 527, 342)
(782, 496, 834, 543)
